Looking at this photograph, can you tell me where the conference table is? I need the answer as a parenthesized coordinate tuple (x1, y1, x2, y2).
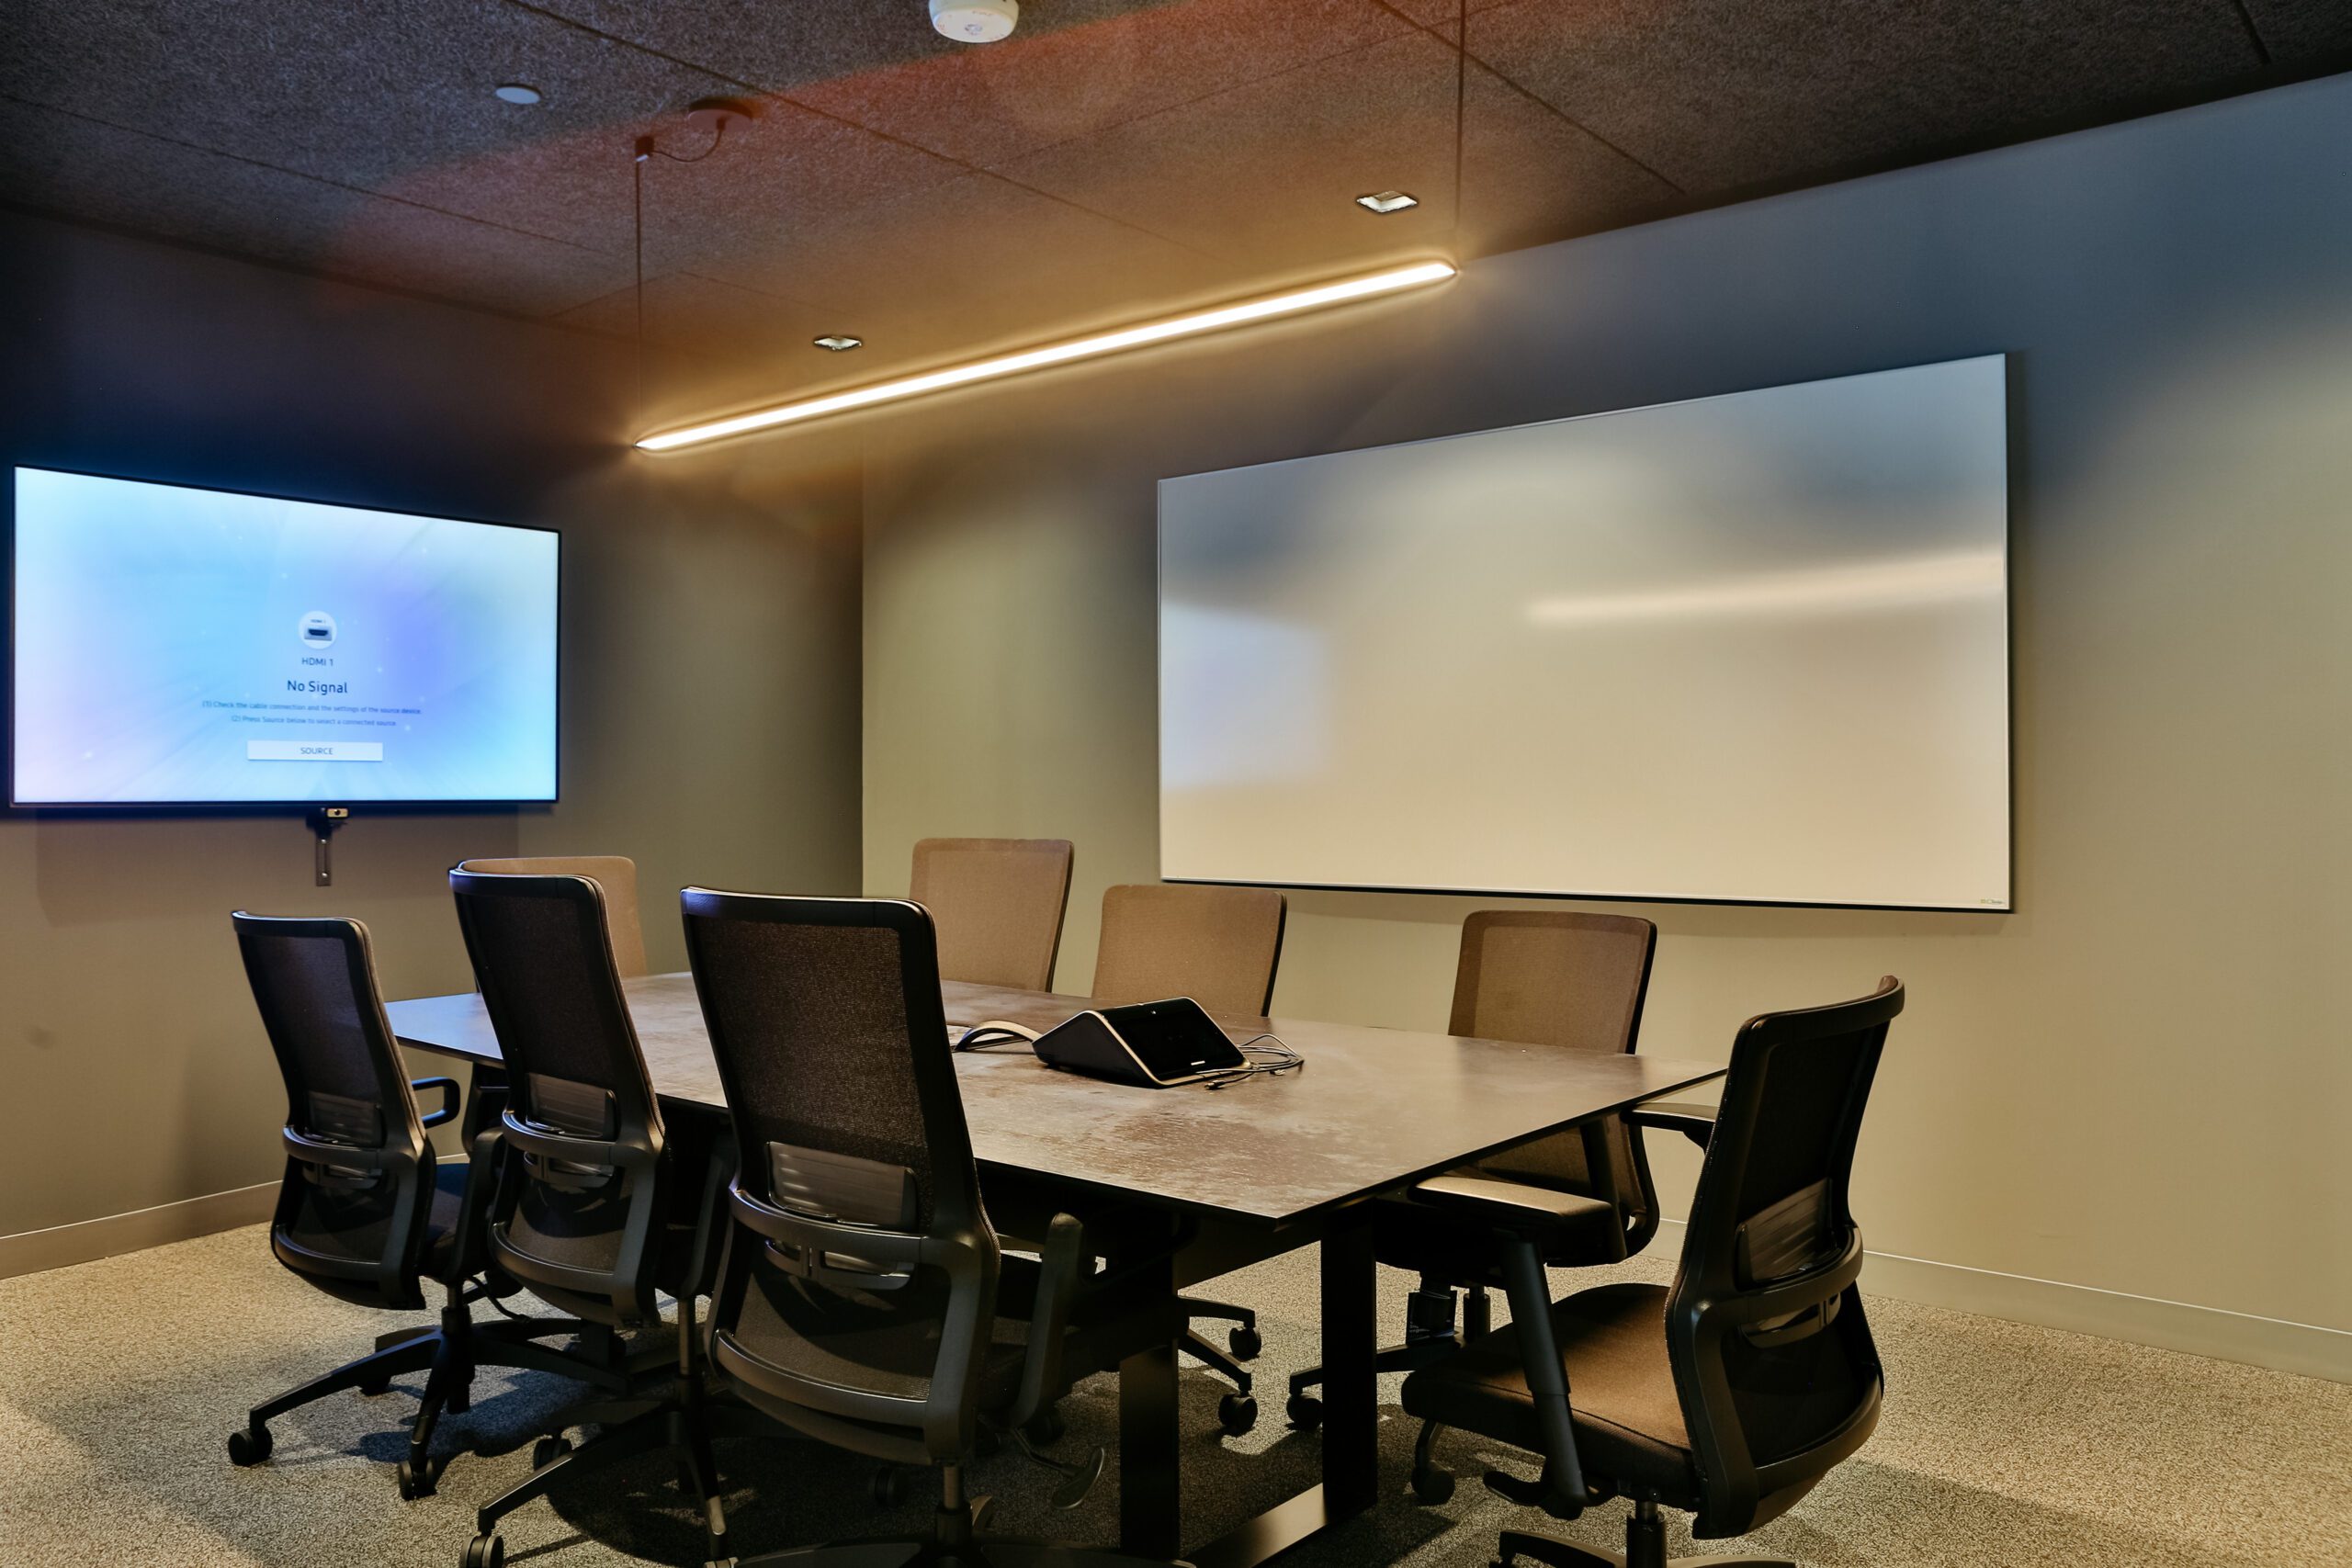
(389, 975, 1724, 1568)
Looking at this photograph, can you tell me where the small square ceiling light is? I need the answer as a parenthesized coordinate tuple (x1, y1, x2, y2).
(813, 335, 863, 352)
(1355, 190, 1418, 214)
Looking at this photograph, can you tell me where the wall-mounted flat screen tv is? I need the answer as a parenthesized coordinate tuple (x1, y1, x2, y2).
(1158, 355, 2010, 911)
(9, 468, 559, 807)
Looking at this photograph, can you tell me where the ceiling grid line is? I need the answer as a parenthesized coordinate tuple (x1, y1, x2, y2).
(490, 0, 1237, 263)
(1366, 0, 1689, 195)
(0, 88, 619, 258)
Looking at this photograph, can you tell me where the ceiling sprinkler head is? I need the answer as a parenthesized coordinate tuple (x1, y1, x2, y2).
(930, 0, 1020, 43)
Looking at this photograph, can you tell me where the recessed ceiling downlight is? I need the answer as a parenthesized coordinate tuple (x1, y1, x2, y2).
(930, 0, 1020, 42)
(493, 83, 544, 106)
(813, 335, 864, 352)
(1356, 190, 1418, 214)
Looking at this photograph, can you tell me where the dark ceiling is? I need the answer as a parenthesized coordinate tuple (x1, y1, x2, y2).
(5, 0, 2346, 393)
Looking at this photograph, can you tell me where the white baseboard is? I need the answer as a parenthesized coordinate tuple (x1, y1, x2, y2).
(0, 1182, 277, 1280)
(1655, 1218, 2351, 1383)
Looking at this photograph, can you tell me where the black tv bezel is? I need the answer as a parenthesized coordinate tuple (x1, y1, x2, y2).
(6, 464, 562, 814)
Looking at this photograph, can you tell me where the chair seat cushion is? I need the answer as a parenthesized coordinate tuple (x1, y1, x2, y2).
(1401, 1281, 1698, 1500)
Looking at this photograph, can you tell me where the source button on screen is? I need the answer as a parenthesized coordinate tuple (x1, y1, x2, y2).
(247, 740, 384, 762)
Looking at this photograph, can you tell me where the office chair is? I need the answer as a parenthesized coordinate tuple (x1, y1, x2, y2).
(679, 888, 1183, 1568)
(456, 855, 649, 977)
(1400, 977, 1901, 1568)
(449, 869, 736, 1568)
(1089, 881, 1287, 1436)
(223, 913, 597, 1500)
(1286, 910, 1658, 1495)
(910, 837, 1074, 992)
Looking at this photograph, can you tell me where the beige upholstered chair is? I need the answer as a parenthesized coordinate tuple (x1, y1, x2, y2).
(1089, 882, 1288, 1435)
(455, 856, 649, 978)
(1090, 883, 1287, 1018)
(908, 838, 1074, 992)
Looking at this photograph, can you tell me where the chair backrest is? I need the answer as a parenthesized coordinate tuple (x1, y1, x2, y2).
(232, 912, 436, 1310)
(1450, 910, 1661, 1250)
(1091, 883, 1287, 1016)
(1666, 976, 1900, 1539)
(682, 889, 999, 1463)
(456, 855, 649, 977)
(448, 867, 669, 1326)
(909, 837, 1073, 992)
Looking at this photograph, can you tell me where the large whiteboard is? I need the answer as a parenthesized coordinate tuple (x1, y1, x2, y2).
(1157, 356, 2011, 910)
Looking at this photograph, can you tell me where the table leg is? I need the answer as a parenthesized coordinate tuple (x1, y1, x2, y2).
(1119, 1276, 1182, 1558)
(1190, 1210, 1380, 1568)
(1318, 1207, 1378, 1519)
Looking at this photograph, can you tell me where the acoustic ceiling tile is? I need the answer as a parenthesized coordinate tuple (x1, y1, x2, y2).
(787, 0, 1415, 168)
(0, 98, 625, 316)
(2240, 0, 2352, 61)
(997, 28, 1675, 275)
(690, 170, 1211, 325)
(1469, 0, 2267, 196)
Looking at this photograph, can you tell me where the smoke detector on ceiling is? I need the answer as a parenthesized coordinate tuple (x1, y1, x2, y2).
(931, 0, 1019, 43)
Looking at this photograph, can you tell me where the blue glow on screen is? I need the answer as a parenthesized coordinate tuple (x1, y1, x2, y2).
(11, 468, 559, 805)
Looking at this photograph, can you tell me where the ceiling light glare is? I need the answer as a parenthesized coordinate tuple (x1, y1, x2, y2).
(637, 259, 1458, 451)
(1356, 191, 1419, 214)
(813, 335, 864, 352)
(493, 83, 544, 105)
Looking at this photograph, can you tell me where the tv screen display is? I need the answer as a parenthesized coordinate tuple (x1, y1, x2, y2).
(9, 468, 559, 806)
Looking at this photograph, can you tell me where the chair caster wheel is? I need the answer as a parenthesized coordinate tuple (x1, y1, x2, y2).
(1285, 1393, 1324, 1430)
(358, 1377, 392, 1396)
(462, 1531, 504, 1568)
(1411, 1464, 1455, 1504)
(226, 1425, 273, 1466)
(871, 1465, 912, 1506)
(532, 1435, 572, 1470)
(1217, 1393, 1259, 1436)
(397, 1456, 435, 1500)
(1023, 1409, 1067, 1446)
(1227, 1324, 1262, 1359)
(970, 1495, 997, 1532)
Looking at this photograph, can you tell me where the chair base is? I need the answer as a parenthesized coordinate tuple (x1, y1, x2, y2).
(1498, 1503, 1793, 1568)
(728, 1540, 1168, 1568)
(731, 1468, 1167, 1568)
(1498, 1537, 1792, 1568)
(230, 1292, 601, 1498)
(468, 1375, 750, 1568)
(1288, 1280, 1490, 1425)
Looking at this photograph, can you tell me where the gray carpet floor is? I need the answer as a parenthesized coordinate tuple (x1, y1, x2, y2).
(2, 1226, 2346, 1567)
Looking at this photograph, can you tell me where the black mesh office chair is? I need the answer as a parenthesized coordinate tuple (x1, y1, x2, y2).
(450, 869, 736, 1568)
(223, 913, 594, 1500)
(680, 888, 1182, 1568)
(1399, 977, 1901, 1568)
(1288, 911, 1660, 1497)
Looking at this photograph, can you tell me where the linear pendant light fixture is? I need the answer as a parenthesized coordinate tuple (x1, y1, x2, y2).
(635, 258, 1457, 451)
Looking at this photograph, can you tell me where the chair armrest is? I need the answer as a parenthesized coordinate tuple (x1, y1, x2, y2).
(445, 1122, 506, 1280)
(1410, 1174, 1617, 1240)
(1628, 1095, 1719, 1150)
(1007, 1213, 1089, 1429)
(413, 1077, 462, 1130)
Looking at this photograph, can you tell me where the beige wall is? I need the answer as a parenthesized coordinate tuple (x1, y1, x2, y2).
(863, 76, 2352, 1359)
(0, 211, 865, 1241)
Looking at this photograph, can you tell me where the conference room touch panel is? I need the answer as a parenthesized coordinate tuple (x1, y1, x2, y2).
(1158, 355, 2011, 910)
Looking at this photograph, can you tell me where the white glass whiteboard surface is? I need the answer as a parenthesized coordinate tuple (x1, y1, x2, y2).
(1158, 355, 2010, 910)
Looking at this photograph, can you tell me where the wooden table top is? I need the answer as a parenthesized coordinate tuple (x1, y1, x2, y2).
(389, 974, 1723, 1229)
